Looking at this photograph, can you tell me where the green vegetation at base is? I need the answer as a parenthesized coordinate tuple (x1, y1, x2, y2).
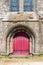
(0, 54, 43, 58)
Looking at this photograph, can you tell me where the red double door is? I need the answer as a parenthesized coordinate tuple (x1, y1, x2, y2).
(13, 32, 30, 55)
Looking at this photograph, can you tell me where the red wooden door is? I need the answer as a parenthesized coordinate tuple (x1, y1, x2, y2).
(13, 32, 30, 55)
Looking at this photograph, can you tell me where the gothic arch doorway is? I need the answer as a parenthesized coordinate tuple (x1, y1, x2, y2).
(6, 25, 35, 56)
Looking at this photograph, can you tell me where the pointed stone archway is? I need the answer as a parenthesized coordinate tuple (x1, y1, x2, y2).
(6, 25, 35, 56)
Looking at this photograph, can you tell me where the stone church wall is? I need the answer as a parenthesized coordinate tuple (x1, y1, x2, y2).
(0, 0, 43, 55)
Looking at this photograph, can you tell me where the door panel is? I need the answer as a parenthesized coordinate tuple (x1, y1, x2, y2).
(22, 37, 30, 55)
(13, 32, 30, 55)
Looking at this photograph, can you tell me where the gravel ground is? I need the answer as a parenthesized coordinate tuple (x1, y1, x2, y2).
(0, 56, 43, 65)
(0, 61, 43, 65)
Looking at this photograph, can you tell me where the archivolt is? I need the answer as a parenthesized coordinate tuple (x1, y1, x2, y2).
(6, 24, 36, 54)
(6, 24, 35, 41)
